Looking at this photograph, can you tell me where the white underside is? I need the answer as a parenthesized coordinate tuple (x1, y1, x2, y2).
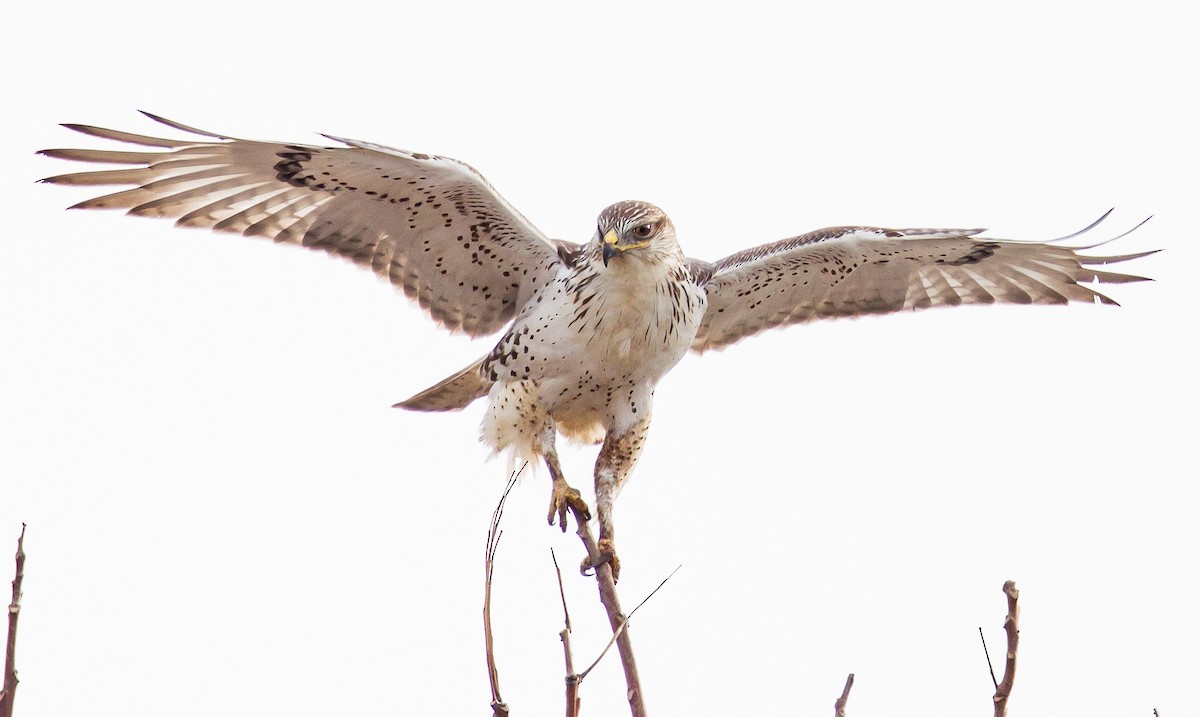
(480, 253, 703, 464)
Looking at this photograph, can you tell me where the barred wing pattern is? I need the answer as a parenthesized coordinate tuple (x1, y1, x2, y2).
(39, 113, 566, 337)
(691, 225, 1154, 352)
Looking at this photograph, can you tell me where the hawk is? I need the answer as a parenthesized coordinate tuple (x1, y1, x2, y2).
(40, 113, 1154, 579)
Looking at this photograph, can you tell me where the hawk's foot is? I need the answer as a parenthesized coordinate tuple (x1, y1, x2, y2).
(547, 479, 591, 532)
(580, 537, 620, 582)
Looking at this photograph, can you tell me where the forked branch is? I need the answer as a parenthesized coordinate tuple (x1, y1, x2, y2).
(483, 469, 522, 717)
(576, 565, 679, 684)
(550, 549, 580, 717)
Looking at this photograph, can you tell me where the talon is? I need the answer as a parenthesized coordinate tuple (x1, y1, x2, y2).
(580, 538, 620, 582)
(548, 481, 590, 532)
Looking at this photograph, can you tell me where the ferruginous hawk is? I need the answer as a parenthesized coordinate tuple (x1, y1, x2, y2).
(40, 113, 1154, 579)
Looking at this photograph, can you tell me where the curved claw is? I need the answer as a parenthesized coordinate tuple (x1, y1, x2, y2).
(547, 481, 591, 532)
(580, 538, 620, 582)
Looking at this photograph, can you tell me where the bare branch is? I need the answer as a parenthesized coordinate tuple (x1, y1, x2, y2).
(577, 565, 680, 682)
(568, 506, 646, 717)
(1, 524, 27, 717)
(992, 580, 1020, 717)
(834, 673, 854, 717)
(483, 467, 523, 717)
(551, 548, 573, 635)
(551, 549, 580, 717)
(979, 626, 999, 689)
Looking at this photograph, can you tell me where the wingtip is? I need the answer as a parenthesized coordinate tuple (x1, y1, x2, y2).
(1047, 207, 1116, 243)
(137, 110, 231, 140)
(136, 109, 171, 128)
(65, 197, 120, 211)
(135, 109, 174, 129)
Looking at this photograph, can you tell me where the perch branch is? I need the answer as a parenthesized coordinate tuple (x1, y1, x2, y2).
(1, 524, 27, 717)
(992, 580, 1020, 717)
(551, 549, 580, 717)
(483, 468, 522, 717)
(833, 673, 854, 717)
(567, 504, 646, 717)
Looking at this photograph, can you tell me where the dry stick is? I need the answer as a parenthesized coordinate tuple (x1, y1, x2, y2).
(550, 549, 580, 717)
(833, 673, 854, 717)
(992, 580, 1020, 717)
(1, 524, 27, 717)
(567, 505, 646, 717)
(484, 469, 522, 717)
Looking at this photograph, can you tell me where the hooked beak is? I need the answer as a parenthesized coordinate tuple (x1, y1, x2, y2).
(602, 229, 619, 266)
(601, 228, 650, 267)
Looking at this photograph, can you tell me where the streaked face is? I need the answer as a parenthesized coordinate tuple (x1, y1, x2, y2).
(596, 200, 674, 266)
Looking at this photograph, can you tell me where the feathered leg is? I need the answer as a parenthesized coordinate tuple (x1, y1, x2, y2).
(583, 416, 651, 581)
(542, 420, 591, 531)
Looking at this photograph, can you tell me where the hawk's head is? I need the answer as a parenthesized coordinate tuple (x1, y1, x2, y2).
(596, 200, 679, 267)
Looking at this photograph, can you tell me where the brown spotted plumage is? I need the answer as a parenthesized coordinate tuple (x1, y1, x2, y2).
(40, 114, 1155, 580)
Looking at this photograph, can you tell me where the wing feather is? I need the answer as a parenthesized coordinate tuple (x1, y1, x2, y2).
(692, 224, 1154, 351)
(40, 114, 566, 337)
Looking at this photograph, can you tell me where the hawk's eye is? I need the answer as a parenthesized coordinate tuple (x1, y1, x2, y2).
(632, 223, 654, 239)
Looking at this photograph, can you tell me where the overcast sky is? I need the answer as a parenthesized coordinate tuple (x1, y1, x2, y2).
(2, 2, 1197, 715)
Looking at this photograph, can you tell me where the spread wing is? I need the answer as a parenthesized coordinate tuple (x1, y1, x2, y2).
(691, 219, 1154, 352)
(39, 112, 567, 337)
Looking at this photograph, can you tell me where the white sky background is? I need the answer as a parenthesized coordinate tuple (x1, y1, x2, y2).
(2, 1, 1198, 715)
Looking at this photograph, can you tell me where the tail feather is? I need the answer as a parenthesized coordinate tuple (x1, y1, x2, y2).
(394, 359, 491, 412)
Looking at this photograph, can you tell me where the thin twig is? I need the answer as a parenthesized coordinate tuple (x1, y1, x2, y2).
(992, 580, 1020, 717)
(1, 524, 27, 717)
(578, 565, 681, 681)
(551, 548, 572, 635)
(483, 467, 523, 717)
(627, 565, 681, 618)
(551, 549, 579, 717)
(833, 673, 854, 717)
(979, 626, 999, 689)
(567, 505, 647, 717)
